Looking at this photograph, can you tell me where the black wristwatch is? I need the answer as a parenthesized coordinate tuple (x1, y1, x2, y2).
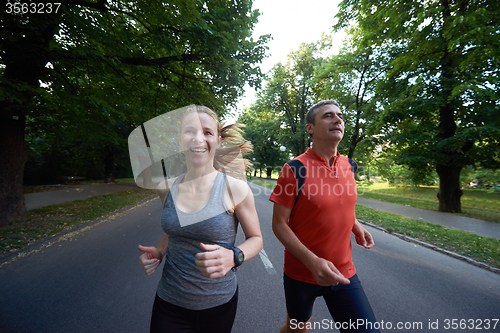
(231, 247, 244, 270)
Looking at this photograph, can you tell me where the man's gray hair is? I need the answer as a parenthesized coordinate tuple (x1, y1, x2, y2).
(306, 100, 340, 125)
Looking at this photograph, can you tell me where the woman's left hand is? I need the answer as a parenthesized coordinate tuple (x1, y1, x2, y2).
(195, 243, 235, 279)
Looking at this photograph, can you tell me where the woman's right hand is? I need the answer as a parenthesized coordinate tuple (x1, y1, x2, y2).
(138, 245, 162, 276)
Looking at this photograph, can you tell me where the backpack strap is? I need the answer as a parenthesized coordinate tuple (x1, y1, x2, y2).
(348, 158, 358, 174)
(286, 159, 306, 206)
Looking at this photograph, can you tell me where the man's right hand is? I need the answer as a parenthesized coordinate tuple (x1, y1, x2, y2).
(138, 245, 162, 276)
(307, 257, 350, 286)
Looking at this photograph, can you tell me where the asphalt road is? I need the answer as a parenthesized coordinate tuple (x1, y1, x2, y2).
(1, 183, 499, 333)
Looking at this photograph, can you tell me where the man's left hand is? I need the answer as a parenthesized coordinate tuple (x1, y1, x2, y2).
(353, 221, 375, 249)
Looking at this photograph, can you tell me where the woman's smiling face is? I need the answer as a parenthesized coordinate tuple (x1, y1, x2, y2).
(180, 111, 221, 166)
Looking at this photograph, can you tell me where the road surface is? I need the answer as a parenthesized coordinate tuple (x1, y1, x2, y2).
(1, 183, 499, 332)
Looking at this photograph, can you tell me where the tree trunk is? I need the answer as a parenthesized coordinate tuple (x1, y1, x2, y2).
(436, 164, 463, 213)
(348, 134, 357, 160)
(0, 15, 59, 224)
(0, 105, 29, 225)
(266, 167, 272, 179)
(104, 146, 116, 183)
(435, 0, 463, 213)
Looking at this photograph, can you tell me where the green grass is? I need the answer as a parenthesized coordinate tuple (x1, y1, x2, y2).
(248, 179, 277, 189)
(248, 178, 500, 269)
(358, 183, 500, 223)
(0, 187, 155, 255)
(356, 205, 500, 269)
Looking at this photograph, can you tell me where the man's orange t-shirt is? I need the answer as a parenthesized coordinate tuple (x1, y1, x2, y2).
(270, 148, 357, 284)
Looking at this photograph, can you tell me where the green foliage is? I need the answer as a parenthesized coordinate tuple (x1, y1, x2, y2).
(375, 159, 438, 186)
(336, 0, 500, 168)
(461, 166, 500, 190)
(243, 42, 328, 159)
(1, 0, 270, 184)
(336, 0, 500, 211)
(315, 26, 385, 161)
(238, 106, 283, 172)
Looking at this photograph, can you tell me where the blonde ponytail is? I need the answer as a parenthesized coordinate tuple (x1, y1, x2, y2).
(214, 122, 253, 179)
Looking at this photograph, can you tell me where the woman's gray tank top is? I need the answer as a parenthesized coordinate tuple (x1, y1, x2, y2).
(156, 172, 239, 310)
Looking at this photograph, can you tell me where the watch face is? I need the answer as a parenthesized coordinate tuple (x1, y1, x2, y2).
(238, 252, 244, 262)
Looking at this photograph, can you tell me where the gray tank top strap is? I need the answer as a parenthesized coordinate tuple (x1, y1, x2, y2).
(168, 172, 230, 223)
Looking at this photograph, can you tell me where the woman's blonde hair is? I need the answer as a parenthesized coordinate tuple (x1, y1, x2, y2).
(182, 105, 253, 179)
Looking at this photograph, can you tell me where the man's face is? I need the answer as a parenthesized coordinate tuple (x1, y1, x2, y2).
(306, 104, 344, 143)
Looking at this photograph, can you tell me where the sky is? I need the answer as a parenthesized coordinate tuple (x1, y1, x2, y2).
(230, 0, 346, 119)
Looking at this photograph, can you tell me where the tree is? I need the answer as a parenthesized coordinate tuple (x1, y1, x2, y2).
(336, 0, 500, 212)
(252, 42, 326, 157)
(0, 0, 269, 224)
(315, 27, 386, 161)
(238, 105, 282, 177)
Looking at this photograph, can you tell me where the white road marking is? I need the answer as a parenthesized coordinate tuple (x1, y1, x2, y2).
(259, 249, 277, 275)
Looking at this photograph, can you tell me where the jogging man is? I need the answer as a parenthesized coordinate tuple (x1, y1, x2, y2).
(270, 100, 379, 333)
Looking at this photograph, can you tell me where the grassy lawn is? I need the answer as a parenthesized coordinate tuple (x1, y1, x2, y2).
(356, 205, 500, 269)
(358, 182, 500, 223)
(1, 187, 155, 255)
(247, 178, 500, 269)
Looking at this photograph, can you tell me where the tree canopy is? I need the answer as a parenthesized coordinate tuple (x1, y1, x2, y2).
(335, 0, 500, 212)
(315, 26, 386, 160)
(0, 0, 269, 224)
(244, 42, 327, 160)
(238, 105, 282, 175)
